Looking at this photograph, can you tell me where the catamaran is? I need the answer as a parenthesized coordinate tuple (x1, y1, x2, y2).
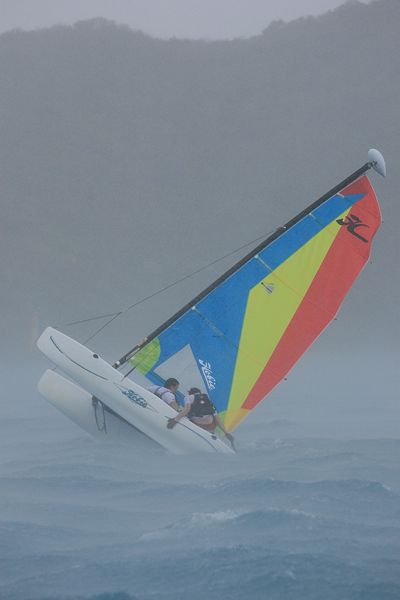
(37, 149, 386, 454)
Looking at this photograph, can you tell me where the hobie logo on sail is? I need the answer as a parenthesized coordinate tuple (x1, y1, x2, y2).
(336, 214, 370, 243)
(199, 359, 216, 390)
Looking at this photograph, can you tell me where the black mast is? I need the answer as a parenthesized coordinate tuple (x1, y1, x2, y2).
(114, 159, 375, 369)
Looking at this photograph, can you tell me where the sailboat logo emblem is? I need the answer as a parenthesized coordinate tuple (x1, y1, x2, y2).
(336, 214, 369, 243)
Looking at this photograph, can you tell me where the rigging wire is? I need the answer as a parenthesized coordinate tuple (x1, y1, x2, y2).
(64, 311, 123, 327)
(83, 312, 123, 345)
(62, 228, 276, 346)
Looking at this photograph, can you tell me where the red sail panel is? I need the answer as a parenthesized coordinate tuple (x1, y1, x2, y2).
(243, 176, 381, 411)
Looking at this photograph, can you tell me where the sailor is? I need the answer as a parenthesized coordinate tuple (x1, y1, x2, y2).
(148, 378, 180, 411)
(167, 387, 234, 445)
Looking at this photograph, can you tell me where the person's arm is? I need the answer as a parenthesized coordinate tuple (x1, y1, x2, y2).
(169, 399, 179, 412)
(167, 402, 190, 428)
(161, 390, 179, 412)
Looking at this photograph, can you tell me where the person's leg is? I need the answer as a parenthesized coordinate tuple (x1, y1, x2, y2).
(191, 415, 216, 431)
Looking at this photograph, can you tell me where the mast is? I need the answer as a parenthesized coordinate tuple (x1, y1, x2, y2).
(114, 149, 386, 369)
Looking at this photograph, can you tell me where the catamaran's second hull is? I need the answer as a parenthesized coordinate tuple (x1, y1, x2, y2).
(38, 369, 159, 448)
(37, 327, 234, 454)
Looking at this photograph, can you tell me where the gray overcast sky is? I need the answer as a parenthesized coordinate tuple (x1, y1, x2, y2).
(0, 0, 372, 39)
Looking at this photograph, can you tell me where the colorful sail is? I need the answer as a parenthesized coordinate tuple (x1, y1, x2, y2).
(129, 174, 381, 431)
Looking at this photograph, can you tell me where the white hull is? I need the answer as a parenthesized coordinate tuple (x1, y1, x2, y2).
(38, 370, 157, 446)
(37, 327, 234, 454)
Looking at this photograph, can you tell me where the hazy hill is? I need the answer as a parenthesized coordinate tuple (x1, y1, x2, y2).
(0, 0, 399, 359)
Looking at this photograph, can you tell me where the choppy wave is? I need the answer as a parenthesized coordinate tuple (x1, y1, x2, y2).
(1, 388, 400, 600)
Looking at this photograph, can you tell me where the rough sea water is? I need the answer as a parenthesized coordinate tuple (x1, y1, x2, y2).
(1, 351, 399, 600)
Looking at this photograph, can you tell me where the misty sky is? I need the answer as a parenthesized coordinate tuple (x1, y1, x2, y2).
(1, 0, 372, 39)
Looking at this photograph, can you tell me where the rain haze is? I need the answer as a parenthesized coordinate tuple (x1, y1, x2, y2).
(0, 1, 399, 599)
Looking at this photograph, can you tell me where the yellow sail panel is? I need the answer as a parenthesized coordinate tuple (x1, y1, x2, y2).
(224, 211, 348, 428)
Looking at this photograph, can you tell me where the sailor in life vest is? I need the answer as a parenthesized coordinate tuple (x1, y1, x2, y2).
(167, 387, 234, 445)
(148, 378, 180, 411)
